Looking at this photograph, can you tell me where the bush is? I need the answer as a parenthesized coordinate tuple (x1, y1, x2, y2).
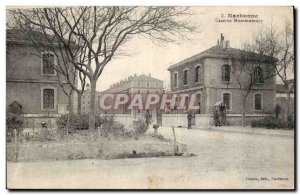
(56, 114, 102, 132)
(6, 112, 23, 142)
(132, 119, 148, 137)
(100, 115, 126, 137)
(251, 116, 294, 129)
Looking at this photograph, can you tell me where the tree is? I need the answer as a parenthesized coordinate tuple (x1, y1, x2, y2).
(10, 6, 197, 130)
(231, 34, 277, 127)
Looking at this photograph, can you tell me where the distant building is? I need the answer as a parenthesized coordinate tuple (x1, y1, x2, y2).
(100, 73, 164, 114)
(80, 83, 102, 115)
(167, 34, 276, 125)
(276, 79, 294, 118)
(6, 29, 77, 127)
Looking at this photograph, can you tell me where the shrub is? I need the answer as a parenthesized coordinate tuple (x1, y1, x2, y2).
(6, 112, 23, 142)
(132, 119, 148, 137)
(251, 116, 294, 129)
(56, 114, 102, 132)
(100, 115, 126, 137)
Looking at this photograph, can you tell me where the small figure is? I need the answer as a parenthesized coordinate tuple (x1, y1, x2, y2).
(153, 124, 159, 135)
(214, 108, 221, 127)
(187, 112, 193, 129)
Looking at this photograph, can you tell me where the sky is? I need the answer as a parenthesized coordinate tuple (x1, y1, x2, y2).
(96, 6, 293, 92)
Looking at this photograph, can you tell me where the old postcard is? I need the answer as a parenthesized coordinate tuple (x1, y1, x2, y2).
(6, 6, 295, 190)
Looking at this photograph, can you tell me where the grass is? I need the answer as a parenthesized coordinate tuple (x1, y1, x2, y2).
(7, 130, 176, 162)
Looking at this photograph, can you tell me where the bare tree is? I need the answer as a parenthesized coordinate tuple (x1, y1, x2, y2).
(231, 34, 277, 126)
(10, 6, 197, 130)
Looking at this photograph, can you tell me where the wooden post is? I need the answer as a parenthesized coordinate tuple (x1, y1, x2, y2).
(14, 129, 18, 162)
(172, 126, 178, 155)
(98, 125, 102, 155)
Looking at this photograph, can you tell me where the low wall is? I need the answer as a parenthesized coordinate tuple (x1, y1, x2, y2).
(162, 113, 267, 127)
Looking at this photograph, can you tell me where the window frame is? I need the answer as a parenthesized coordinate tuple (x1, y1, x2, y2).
(183, 68, 189, 86)
(41, 51, 57, 76)
(222, 64, 231, 82)
(222, 92, 232, 111)
(253, 92, 263, 111)
(195, 64, 202, 83)
(41, 86, 57, 111)
(253, 66, 264, 84)
(173, 71, 178, 88)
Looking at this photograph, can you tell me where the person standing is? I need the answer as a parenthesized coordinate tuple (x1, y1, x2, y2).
(187, 112, 193, 129)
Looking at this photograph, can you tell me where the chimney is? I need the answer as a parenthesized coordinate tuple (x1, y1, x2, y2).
(225, 40, 230, 49)
(148, 73, 151, 77)
(220, 33, 225, 48)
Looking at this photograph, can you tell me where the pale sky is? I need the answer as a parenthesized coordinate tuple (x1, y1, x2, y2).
(96, 6, 293, 91)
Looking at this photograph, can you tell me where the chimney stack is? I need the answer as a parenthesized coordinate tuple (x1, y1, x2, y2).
(220, 33, 225, 48)
(148, 73, 151, 77)
(225, 40, 230, 49)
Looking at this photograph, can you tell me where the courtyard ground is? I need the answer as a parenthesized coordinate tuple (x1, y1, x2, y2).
(7, 126, 294, 189)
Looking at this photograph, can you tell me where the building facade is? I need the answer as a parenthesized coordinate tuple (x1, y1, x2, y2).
(6, 29, 77, 127)
(167, 34, 276, 125)
(100, 73, 164, 115)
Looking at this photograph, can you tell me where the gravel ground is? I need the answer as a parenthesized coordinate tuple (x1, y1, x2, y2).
(7, 126, 294, 189)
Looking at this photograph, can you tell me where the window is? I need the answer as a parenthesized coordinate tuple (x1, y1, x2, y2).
(156, 83, 158, 88)
(222, 65, 230, 81)
(42, 53, 55, 75)
(195, 66, 201, 83)
(147, 83, 150, 88)
(137, 90, 140, 94)
(183, 69, 188, 85)
(223, 93, 231, 110)
(138, 82, 140, 87)
(254, 93, 262, 111)
(173, 72, 178, 88)
(253, 66, 263, 84)
(43, 88, 55, 109)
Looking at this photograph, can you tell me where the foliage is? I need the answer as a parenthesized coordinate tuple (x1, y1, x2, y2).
(56, 114, 102, 132)
(6, 112, 23, 142)
(100, 115, 126, 137)
(251, 116, 294, 129)
(132, 119, 149, 137)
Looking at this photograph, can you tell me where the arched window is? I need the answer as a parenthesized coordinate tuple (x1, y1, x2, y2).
(42, 53, 55, 75)
(173, 72, 178, 88)
(195, 66, 201, 83)
(222, 65, 231, 81)
(253, 66, 263, 84)
(183, 69, 188, 85)
(222, 93, 231, 110)
(254, 93, 262, 111)
(42, 88, 55, 109)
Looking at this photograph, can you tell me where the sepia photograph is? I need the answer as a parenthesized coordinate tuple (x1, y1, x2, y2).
(5, 5, 295, 190)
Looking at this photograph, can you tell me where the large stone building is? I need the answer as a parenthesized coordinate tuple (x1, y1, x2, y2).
(167, 34, 276, 125)
(6, 29, 77, 128)
(100, 73, 164, 114)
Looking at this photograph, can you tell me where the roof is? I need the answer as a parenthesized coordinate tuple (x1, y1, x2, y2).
(168, 44, 277, 70)
(132, 74, 163, 83)
(7, 28, 57, 44)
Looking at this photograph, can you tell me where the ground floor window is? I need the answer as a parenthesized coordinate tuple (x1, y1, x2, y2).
(42, 87, 56, 110)
(254, 93, 262, 111)
(222, 93, 231, 111)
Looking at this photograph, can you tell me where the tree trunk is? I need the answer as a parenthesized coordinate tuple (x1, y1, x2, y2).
(242, 96, 246, 127)
(68, 94, 74, 115)
(89, 80, 96, 131)
(285, 91, 291, 121)
(77, 92, 82, 115)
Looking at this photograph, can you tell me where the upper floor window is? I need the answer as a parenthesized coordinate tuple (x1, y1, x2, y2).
(222, 65, 230, 81)
(223, 93, 231, 111)
(138, 82, 140, 87)
(195, 66, 201, 83)
(253, 66, 264, 84)
(254, 93, 262, 111)
(173, 72, 178, 88)
(42, 88, 55, 109)
(147, 82, 150, 88)
(183, 69, 188, 86)
(42, 53, 55, 75)
(156, 83, 158, 88)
